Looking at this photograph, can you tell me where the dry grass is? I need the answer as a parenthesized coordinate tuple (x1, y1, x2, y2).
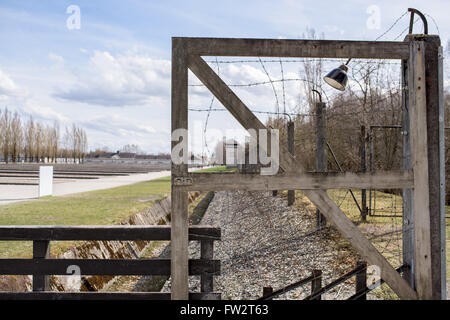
(280, 188, 449, 299)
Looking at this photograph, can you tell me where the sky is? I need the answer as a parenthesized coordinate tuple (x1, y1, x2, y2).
(0, 0, 449, 155)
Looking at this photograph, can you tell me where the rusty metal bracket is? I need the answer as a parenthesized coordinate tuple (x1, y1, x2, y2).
(408, 8, 428, 35)
(173, 176, 193, 186)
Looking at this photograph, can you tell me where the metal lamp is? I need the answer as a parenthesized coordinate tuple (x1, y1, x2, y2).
(323, 63, 348, 91)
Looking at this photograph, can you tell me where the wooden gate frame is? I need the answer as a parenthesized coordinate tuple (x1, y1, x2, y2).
(171, 36, 444, 300)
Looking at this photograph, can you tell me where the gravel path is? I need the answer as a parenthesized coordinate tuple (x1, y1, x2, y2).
(162, 190, 361, 300)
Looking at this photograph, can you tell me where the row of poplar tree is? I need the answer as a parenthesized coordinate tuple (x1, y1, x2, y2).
(0, 107, 88, 163)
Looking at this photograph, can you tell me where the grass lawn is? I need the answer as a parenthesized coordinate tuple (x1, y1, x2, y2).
(0, 176, 171, 258)
(194, 165, 237, 173)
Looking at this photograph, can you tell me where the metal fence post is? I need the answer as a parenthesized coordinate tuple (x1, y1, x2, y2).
(315, 102, 327, 229)
(287, 120, 295, 206)
(360, 126, 368, 221)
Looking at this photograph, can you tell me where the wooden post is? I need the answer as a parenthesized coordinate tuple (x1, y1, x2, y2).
(409, 38, 433, 300)
(355, 261, 367, 300)
(401, 52, 414, 287)
(171, 37, 189, 300)
(262, 287, 273, 300)
(33, 240, 50, 291)
(311, 269, 322, 300)
(315, 102, 327, 229)
(287, 121, 295, 206)
(423, 35, 446, 300)
(360, 126, 368, 221)
(200, 240, 214, 293)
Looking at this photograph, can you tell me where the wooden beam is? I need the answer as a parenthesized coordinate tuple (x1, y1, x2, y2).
(188, 54, 417, 299)
(401, 51, 414, 287)
(0, 225, 221, 241)
(409, 39, 433, 299)
(181, 171, 414, 191)
(171, 37, 189, 300)
(183, 37, 409, 59)
(303, 189, 417, 300)
(0, 259, 220, 276)
(188, 54, 296, 172)
(32, 240, 50, 291)
(423, 35, 446, 300)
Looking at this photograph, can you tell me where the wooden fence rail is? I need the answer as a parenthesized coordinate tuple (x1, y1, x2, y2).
(0, 225, 221, 300)
(259, 261, 407, 300)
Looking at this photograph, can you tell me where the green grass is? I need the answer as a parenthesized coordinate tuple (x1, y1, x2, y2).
(194, 165, 237, 173)
(0, 176, 171, 258)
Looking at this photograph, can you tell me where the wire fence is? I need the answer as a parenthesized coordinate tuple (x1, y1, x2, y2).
(184, 10, 447, 300)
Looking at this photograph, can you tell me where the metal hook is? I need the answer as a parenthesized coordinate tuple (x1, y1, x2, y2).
(283, 112, 292, 123)
(311, 89, 323, 103)
(408, 8, 428, 35)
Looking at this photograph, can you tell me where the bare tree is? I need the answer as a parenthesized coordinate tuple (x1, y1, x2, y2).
(1, 108, 11, 163)
(10, 111, 23, 162)
(24, 117, 35, 162)
(34, 122, 44, 163)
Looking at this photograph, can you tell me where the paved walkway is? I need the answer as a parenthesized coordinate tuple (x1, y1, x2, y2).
(0, 166, 211, 206)
(0, 171, 171, 206)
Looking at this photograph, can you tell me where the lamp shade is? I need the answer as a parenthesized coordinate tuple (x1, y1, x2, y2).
(323, 64, 348, 91)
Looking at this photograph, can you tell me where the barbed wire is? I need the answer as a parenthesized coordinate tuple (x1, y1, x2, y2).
(280, 59, 287, 115)
(424, 13, 440, 36)
(375, 11, 409, 41)
(204, 58, 402, 65)
(202, 57, 219, 157)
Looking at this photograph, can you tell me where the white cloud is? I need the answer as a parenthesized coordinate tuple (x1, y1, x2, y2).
(48, 53, 64, 66)
(53, 51, 171, 107)
(0, 68, 20, 97)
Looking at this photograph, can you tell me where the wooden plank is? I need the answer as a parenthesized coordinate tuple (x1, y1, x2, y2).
(311, 270, 322, 300)
(183, 37, 409, 59)
(401, 54, 414, 287)
(409, 40, 433, 300)
(0, 292, 221, 300)
(303, 190, 417, 299)
(355, 261, 367, 300)
(200, 240, 214, 293)
(0, 225, 220, 242)
(32, 240, 50, 291)
(171, 37, 189, 300)
(0, 259, 220, 276)
(183, 171, 414, 191)
(437, 44, 447, 300)
(188, 53, 417, 299)
(423, 35, 446, 300)
(262, 287, 273, 300)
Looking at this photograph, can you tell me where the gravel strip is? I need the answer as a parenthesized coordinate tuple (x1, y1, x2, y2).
(162, 190, 361, 300)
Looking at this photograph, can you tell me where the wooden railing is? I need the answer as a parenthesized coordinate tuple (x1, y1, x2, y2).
(0, 225, 221, 300)
(259, 261, 407, 300)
